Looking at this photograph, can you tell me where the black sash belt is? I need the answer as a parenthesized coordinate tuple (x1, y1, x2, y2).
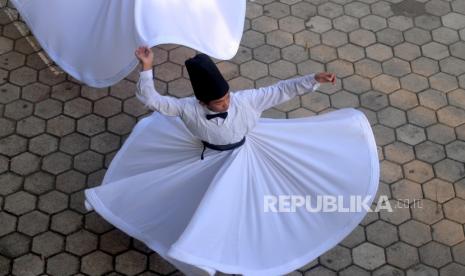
(200, 137, 246, 160)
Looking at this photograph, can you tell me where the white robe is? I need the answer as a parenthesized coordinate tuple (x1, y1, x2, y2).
(10, 0, 246, 87)
(84, 70, 380, 276)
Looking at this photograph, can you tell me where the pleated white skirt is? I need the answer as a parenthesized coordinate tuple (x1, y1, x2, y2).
(84, 107, 380, 276)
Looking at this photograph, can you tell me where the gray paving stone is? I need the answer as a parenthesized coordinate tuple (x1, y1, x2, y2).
(81, 251, 113, 276)
(0, 212, 16, 237)
(47, 252, 80, 276)
(100, 228, 131, 254)
(379, 107, 407, 128)
(379, 199, 411, 225)
(10, 152, 40, 175)
(319, 245, 351, 271)
(0, 232, 30, 258)
(397, 124, 426, 145)
(16, 115, 46, 137)
(310, 45, 337, 63)
(4, 191, 36, 215)
(432, 219, 465, 246)
(4, 99, 34, 120)
(333, 15, 359, 32)
(305, 15, 332, 33)
(386, 241, 420, 269)
(440, 263, 465, 275)
(66, 229, 98, 256)
(420, 241, 452, 268)
(353, 242, 386, 270)
(385, 141, 415, 164)
(403, 160, 434, 183)
(18, 210, 49, 236)
(429, 72, 458, 92)
(399, 220, 432, 246)
(415, 141, 446, 163)
(443, 198, 465, 224)
(367, 44, 393, 62)
(367, 220, 398, 247)
(12, 253, 44, 276)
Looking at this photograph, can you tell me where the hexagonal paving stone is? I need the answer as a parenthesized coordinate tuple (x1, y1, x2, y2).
(386, 242, 419, 269)
(367, 44, 393, 62)
(0, 172, 22, 196)
(399, 220, 432, 246)
(46, 252, 79, 276)
(4, 99, 34, 120)
(56, 170, 86, 194)
(310, 45, 337, 63)
(349, 29, 376, 47)
(305, 15, 331, 33)
(29, 133, 58, 156)
(24, 171, 55, 195)
(65, 229, 98, 256)
(319, 245, 351, 271)
(282, 45, 308, 63)
(415, 141, 446, 164)
(432, 219, 465, 246)
(419, 89, 447, 110)
(353, 242, 386, 270)
(38, 190, 68, 214)
(10, 152, 40, 175)
(389, 90, 418, 111)
(420, 241, 452, 268)
(379, 199, 411, 225)
(116, 250, 147, 275)
(18, 210, 49, 236)
(372, 124, 395, 146)
(445, 141, 465, 163)
(0, 232, 31, 258)
(434, 158, 465, 182)
(240, 60, 268, 80)
(9, 66, 37, 86)
(46, 115, 75, 136)
(74, 150, 104, 173)
(378, 107, 406, 128)
(50, 210, 82, 235)
(453, 241, 465, 266)
(361, 15, 387, 32)
(17, 116, 46, 138)
(100, 228, 131, 254)
(34, 98, 62, 119)
(269, 60, 296, 79)
(42, 151, 72, 175)
(403, 160, 434, 184)
(64, 97, 92, 118)
(94, 97, 122, 118)
(443, 198, 465, 224)
(376, 28, 403, 47)
(366, 220, 398, 247)
(333, 15, 359, 32)
(412, 199, 444, 224)
(384, 141, 415, 164)
(4, 191, 37, 215)
(12, 253, 44, 276)
(392, 179, 423, 202)
(0, 212, 16, 237)
(81, 251, 113, 276)
(50, 82, 80, 102)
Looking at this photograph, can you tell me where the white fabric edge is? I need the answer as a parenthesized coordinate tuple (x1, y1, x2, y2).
(10, 0, 247, 88)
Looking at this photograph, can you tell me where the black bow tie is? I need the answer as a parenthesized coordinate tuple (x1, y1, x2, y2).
(206, 112, 228, 120)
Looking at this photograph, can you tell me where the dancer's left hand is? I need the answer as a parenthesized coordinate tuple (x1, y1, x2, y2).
(315, 72, 336, 85)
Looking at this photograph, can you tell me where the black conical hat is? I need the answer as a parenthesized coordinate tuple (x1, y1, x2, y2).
(185, 53, 229, 103)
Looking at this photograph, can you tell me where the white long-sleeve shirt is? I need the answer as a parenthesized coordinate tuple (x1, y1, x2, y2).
(136, 69, 320, 145)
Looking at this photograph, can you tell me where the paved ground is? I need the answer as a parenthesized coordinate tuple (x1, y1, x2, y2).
(1, 0, 465, 275)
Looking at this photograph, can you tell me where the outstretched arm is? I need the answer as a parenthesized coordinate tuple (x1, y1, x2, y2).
(235, 72, 335, 113)
(135, 46, 185, 117)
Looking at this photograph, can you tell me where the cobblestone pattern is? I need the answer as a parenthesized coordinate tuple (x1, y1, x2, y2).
(1, 0, 465, 275)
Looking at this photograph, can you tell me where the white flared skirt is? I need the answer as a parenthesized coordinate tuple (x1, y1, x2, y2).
(10, 0, 246, 87)
(84, 107, 380, 276)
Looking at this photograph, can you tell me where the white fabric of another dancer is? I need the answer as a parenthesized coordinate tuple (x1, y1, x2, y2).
(10, 0, 246, 87)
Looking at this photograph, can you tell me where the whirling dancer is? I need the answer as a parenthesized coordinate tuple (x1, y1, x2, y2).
(83, 46, 380, 276)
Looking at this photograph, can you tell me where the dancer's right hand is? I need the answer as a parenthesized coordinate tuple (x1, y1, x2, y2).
(135, 46, 154, 71)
